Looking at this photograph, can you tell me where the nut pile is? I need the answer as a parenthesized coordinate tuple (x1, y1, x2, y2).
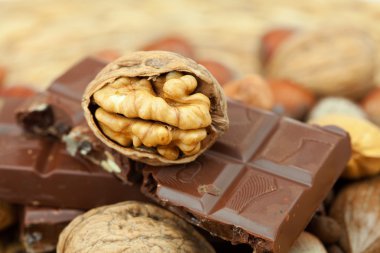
(83, 51, 229, 165)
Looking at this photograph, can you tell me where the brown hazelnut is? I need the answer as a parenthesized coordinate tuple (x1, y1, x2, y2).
(57, 201, 215, 253)
(141, 35, 195, 58)
(259, 28, 295, 65)
(268, 79, 315, 119)
(0, 86, 36, 98)
(307, 215, 342, 244)
(82, 51, 228, 166)
(93, 49, 121, 62)
(330, 177, 380, 253)
(198, 59, 234, 85)
(361, 87, 380, 126)
(223, 74, 274, 110)
(265, 27, 376, 99)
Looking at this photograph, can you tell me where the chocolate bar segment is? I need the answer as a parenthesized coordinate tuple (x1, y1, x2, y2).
(16, 57, 106, 138)
(21, 206, 83, 253)
(142, 101, 351, 253)
(0, 97, 149, 209)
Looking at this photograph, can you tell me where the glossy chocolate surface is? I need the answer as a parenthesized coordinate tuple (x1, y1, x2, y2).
(142, 101, 351, 253)
(0, 97, 149, 209)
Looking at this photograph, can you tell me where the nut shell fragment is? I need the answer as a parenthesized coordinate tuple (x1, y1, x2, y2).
(82, 51, 228, 165)
(57, 201, 215, 253)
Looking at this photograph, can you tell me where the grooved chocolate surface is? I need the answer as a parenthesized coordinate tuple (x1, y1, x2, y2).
(0, 97, 149, 209)
(142, 100, 351, 253)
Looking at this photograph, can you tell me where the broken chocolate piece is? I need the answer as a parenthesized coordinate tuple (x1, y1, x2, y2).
(142, 101, 351, 253)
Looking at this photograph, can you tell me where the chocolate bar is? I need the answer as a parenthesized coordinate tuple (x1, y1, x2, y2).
(16, 57, 106, 138)
(20, 206, 82, 253)
(0, 97, 149, 209)
(142, 100, 351, 253)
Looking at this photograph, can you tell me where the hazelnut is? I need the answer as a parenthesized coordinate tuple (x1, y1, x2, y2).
(259, 28, 295, 65)
(268, 79, 315, 119)
(361, 87, 380, 126)
(83, 51, 228, 166)
(197, 59, 234, 85)
(141, 36, 195, 58)
(0, 86, 36, 98)
(223, 74, 274, 110)
(307, 215, 342, 244)
(265, 27, 376, 99)
(57, 201, 215, 253)
(93, 49, 121, 62)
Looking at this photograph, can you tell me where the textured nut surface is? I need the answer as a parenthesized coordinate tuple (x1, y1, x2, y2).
(330, 177, 380, 253)
(265, 27, 376, 99)
(83, 51, 228, 166)
(309, 115, 380, 179)
(223, 74, 274, 110)
(57, 201, 215, 253)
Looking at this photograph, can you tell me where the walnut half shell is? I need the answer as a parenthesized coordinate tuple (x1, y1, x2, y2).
(82, 51, 228, 166)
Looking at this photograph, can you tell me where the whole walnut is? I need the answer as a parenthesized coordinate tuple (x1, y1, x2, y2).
(264, 27, 376, 99)
(82, 51, 228, 166)
(57, 201, 215, 253)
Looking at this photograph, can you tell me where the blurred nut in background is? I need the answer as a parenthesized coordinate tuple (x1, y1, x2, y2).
(361, 87, 380, 126)
(58, 201, 215, 253)
(330, 177, 380, 253)
(289, 231, 327, 253)
(307, 215, 342, 244)
(309, 115, 380, 179)
(141, 35, 195, 58)
(198, 59, 234, 85)
(223, 74, 274, 110)
(308, 97, 367, 121)
(264, 27, 376, 99)
(0, 66, 6, 86)
(93, 49, 121, 62)
(259, 27, 296, 65)
(0, 86, 36, 98)
(269, 79, 315, 119)
(0, 201, 15, 231)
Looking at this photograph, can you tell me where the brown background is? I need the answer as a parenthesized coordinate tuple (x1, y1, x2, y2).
(1, 0, 380, 90)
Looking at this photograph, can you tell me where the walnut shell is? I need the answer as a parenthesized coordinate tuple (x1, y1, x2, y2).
(265, 27, 376, 99)
(57, 201, 215, 253)
(82, 51, 228, 166)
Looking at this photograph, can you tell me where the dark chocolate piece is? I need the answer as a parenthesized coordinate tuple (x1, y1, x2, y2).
(142, 101, 351, 253)
(16, 57, 106, 138)
(0, 97, 149, 209)
(20, 206, 82, 253)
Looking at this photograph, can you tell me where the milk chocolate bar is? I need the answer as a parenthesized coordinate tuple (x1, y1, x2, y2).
(0, 97, 149, 209)
(20, 206, 82, 253)
(142, 101, 351, 253)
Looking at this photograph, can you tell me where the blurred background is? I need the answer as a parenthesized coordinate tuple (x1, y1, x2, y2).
(1, 0, 380, 89)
